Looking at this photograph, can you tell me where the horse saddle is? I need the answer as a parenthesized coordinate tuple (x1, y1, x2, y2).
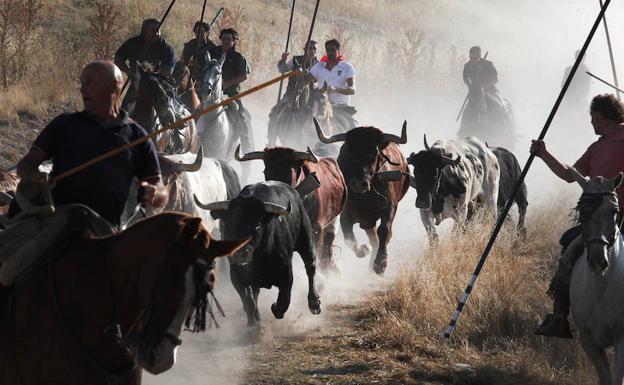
(0, 204, 115, 287)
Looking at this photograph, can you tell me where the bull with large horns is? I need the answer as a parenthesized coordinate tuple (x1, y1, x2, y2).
(314, 118, 410, 275)
(235, 144, 347, 271)
(194, 181, 321, 326)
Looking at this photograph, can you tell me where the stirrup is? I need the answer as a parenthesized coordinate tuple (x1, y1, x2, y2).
(535, 314, 573, 339)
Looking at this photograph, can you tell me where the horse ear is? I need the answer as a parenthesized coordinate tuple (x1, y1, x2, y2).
(179, 217, 203, 241)
(570, 167, 589, 189)
(204, 238, 250, 259)
(611, 172, 624, 190)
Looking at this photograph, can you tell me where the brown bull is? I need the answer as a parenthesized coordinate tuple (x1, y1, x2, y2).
(315, 118, 410, 275)
(235, 144, 347, 271)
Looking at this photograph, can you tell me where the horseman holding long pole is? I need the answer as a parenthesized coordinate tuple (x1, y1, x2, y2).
(114, 18, 177, 133)
(531, 94, 624, 338)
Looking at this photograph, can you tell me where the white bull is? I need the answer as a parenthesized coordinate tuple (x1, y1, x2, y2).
(407, 135, 500, 245)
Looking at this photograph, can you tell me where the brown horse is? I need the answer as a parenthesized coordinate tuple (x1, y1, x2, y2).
(0, 212, 248, 385)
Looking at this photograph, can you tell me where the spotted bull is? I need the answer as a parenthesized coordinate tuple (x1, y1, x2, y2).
(407, 135, 500, 245)
(315, 118, 410, 275)
(489, 145, 528, 237)
(234, 144, 347, 271)
(194, 181, 321, 327)
(124, 147, 240, 236)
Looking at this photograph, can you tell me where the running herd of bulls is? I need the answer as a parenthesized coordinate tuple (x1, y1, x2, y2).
(0, 119, 528, 329)
(148, 118, 527, 325)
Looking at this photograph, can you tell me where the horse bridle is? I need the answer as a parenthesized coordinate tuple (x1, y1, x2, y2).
(579, 191, 620, 249)
(44, 241, 196, 385)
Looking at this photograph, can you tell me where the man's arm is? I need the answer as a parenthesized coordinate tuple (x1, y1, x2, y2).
(16, 148, 46, 180)
(328, 77, 355, 95)
(114, 40, 131, 74)
(277, 53, 292, 73)
(223, 73, 247, 90)
(139, 176, 168, 207)
(530, 140, 574, 183)
(158, 43, 176, 78)
(463, 64, 471, 87)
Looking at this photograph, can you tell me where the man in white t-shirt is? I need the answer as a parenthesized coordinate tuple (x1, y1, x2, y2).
(307, 39, 357, 131)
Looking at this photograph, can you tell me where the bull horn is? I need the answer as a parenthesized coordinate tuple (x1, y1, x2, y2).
(314, 118, 346, 144)
(263, 202, 291, 216)
(293, 147, 318, 163)
(423, 134, 431, 150)
(382, 121, 407, 144)
(234, 144, 265, 162)
(193, 194, 230, 211)
(175, 146, 203, 172)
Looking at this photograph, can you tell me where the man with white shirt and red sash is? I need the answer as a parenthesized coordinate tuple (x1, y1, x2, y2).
(307, 39, 357, 133)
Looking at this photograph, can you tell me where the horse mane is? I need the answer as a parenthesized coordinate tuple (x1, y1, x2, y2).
(573, 195, 608, 224)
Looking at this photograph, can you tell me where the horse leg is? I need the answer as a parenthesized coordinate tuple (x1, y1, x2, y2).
(271, 268, 293, 319)
(340, 213, 369, 258)
(579, 334, 611, 385)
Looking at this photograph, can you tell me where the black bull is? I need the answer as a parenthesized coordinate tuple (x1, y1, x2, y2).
(194, 181, 321, 327)
(314, 118, 410, 275)
(234, 144, 348, 271)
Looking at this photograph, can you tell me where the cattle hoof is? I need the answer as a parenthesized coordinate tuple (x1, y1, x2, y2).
(355, 245, 370, 258)
(373, 262, 386, 275)
(271, 303, 285, 319)
(308, 296, 321, 315)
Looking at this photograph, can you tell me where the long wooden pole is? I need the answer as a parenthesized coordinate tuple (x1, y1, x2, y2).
(51, 70, 300, 185)
(586, 70, 624, 94)
(303, 0, 321, 71)
(193, 0, 208, 62)
(443, 0, 612, 339)
(598, 0, 620, 100)
(276, 0, 296, 103)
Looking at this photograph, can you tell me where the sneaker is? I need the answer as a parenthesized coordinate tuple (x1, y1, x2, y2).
(535, 314, 573, 339)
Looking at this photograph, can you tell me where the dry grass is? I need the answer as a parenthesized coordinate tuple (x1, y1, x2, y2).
(0, 0, 466, 120)
(356, 197, 598, 384)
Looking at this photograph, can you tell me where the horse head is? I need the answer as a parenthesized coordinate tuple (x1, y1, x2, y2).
(127, 213, 247, 374)
(571, 168, 623, 275)
(197, 56, 224, 104)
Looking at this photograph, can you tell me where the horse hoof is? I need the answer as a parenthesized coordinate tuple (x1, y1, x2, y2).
(373, 262, 386, 275)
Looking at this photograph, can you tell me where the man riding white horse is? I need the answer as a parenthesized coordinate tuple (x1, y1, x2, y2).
(531, 94, 624, 338)
(209, 28, 254, 181)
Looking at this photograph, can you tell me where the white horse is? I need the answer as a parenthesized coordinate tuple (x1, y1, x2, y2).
(569, 168, 624, 385)
(196, 56, 230, 160)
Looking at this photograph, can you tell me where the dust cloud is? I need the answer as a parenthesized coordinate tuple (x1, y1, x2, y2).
(146, 1, 623, 383)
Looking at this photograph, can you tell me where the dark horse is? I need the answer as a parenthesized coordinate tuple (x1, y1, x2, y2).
(134, 67, 199, 155)
(0, 212, 247, 384)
